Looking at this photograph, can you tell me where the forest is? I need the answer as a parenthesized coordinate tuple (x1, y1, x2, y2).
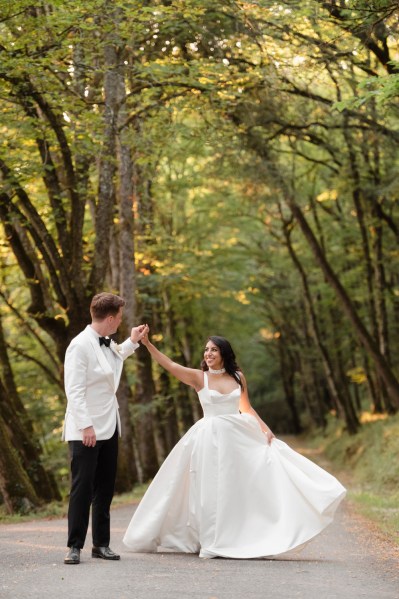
(0, 0, 398, 514)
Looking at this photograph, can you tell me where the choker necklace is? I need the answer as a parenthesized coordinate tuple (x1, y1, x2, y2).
(208, 367, 226, 374)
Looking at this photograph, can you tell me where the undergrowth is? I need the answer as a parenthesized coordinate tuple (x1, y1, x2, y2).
(308, 412, 399, 544)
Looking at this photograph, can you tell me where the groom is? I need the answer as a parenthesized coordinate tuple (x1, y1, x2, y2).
(62, 292, 148, 565)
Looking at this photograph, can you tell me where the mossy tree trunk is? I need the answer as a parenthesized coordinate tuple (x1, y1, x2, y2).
(0, 411, 41, 514)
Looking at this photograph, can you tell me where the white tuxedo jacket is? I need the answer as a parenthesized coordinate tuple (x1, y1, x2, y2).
(62, 325, 139, 441)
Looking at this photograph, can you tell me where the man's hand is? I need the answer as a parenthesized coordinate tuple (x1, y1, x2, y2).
(130, 324, 149, 344)
(82, 426, 96, 447)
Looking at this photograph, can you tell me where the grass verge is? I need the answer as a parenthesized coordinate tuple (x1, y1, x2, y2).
(0, 483, 149, 525)
(306, 411, 399, 546)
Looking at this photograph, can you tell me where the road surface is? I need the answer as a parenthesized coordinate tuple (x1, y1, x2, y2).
(0, 500, 397, 599)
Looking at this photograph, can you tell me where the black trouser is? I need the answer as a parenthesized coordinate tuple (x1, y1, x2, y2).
(67, 428, 118, 549)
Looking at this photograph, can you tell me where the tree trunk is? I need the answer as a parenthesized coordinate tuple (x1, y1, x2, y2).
(0, 410, 41, 514)
(0, 316, 61, 501)
(388, 273, 399, 365)
(89, 34, 119, 292)
(113, 59, 140, 490)
(333, 323, 360, 421)
(361, 353, 382, 413)
(283, 220, 359, 433)
(370, 201, 393, 413)
(158, 371, 180, 452)
(134, 344, 159, 481)
(343, 115, 390, 414)
(180, 328, 202, 423)
(295, 313, 328, 428)
(277, 335, 302, 434)
(115, 372, 138, 492)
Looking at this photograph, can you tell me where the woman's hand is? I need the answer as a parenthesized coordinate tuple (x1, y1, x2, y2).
(140, 327, 150, 346)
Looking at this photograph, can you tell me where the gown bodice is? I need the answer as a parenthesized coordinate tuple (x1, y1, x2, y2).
(197, 372, 241, 418)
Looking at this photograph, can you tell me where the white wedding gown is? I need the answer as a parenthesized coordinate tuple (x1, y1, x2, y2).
(123, 373, 346, 559)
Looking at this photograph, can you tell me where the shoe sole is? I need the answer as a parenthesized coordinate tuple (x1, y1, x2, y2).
(91, 553, 120, 560)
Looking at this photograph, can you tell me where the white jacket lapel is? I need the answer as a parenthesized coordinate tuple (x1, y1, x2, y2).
(110, 341, 123, 387)
(85, 326, 116, 390)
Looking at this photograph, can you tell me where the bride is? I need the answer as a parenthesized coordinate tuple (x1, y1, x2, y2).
(123, 334, 346, 559)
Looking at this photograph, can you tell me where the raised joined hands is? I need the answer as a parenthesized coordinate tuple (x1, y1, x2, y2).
(130, 324, 149, 344)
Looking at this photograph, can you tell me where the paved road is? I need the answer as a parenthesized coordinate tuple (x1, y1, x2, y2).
(0, 500, 397, 599)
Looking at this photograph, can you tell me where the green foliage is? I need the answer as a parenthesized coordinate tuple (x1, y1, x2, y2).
(335, 66, 399, 110)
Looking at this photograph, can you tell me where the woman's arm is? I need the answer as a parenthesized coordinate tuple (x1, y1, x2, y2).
(141, 334, 203, 391)
(239, 372, 275, 444)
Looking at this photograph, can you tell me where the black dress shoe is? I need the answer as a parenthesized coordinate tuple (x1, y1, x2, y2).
(92, 546, 120, 560)
(64, 547, 80, 564)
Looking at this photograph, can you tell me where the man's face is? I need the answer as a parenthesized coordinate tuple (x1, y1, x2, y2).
(107, 307, 123, 335)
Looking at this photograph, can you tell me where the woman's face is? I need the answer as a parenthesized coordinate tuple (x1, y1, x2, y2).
(204, 341, 223, 370)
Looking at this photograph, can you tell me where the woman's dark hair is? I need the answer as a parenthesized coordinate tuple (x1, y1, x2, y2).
(201, 336, 243, 388)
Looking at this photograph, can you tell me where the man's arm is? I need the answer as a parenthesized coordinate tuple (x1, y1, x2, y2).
(64, 342, 95, 445)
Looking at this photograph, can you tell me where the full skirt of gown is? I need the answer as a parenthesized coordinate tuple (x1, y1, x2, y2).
(123, 378, 346, 559)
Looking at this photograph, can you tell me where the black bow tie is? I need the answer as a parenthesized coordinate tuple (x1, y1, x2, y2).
(99, 336, 111, 347)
